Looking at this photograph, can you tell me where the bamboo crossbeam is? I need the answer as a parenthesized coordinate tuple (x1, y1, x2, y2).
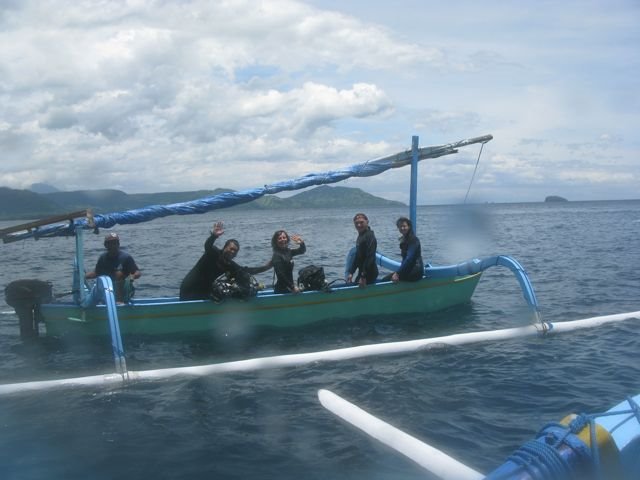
(1, 209, 92, 243)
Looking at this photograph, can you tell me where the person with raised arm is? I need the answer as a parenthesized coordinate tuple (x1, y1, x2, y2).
(271, 230, 306, 294)
(179, 222, 270, 301)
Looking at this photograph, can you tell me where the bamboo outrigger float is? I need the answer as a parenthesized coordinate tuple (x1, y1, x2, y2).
(1, 310, 638, 396)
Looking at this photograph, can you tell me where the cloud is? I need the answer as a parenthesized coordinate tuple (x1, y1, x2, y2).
(0, 1, 408, 192)
(0, 0, 638, 203)
(557, 170, 634, 184)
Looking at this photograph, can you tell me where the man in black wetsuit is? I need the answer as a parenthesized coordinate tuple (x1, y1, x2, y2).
(346, 212, 378, 288)
(179, 222, 270, 301)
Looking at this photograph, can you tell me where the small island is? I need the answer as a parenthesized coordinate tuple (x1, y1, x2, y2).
(545, 195, 568, 203)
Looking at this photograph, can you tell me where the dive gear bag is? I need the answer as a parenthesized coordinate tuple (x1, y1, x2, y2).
(297, 265, 327, 291)
(211, 269, 260, 302)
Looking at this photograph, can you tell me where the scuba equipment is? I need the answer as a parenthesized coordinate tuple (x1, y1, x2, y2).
(211, 269, 260, 302)
(297, 265, 328, 291)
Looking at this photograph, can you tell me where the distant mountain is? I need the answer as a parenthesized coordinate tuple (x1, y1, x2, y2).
(128, 190, 232, 208)
(0, 185, 404, 220)
(286, 185, 404, 208)
(30, 183, 60, 194)
(0, 187, 61, 219)
(44, 189, 132, 212)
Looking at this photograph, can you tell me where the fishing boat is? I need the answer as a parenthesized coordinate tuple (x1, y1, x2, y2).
(2, 134, 540, 341)
(319, 389, 640, 480)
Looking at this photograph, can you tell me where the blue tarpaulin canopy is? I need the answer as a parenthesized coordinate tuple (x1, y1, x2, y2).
(2, 135, 492, 242)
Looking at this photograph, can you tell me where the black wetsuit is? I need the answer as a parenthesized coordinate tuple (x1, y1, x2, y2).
(180, 234, 266, 301)
(349, 227, 378, 284)
(272, 242, 306, 294)
(397, 231, 424, 281)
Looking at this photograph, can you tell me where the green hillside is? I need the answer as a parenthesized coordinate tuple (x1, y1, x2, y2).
(286, 185, 404, 208)
(0, 187, 61, 220)
(0, 185, 405, 221)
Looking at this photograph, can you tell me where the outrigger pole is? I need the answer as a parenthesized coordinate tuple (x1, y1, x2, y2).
(0, 209, 90, 241)
(319, 389, 640, 480)
(410, 136, 419, 233)
(318, 389, 483, 480)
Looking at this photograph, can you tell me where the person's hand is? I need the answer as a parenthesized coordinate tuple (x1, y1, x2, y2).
(291, 234, 303, 244)
(346, 273, 353, 283)
(212, 221, 224, 237)
(358, 277, 367, 289)
(391, 272, 399, 283)
(292, 286, 300, 294)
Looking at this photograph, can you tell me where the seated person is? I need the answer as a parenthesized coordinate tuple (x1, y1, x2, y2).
(180, 221, 270, 301)
(390, 216, 424, 282)
(86, 232, 141, 302)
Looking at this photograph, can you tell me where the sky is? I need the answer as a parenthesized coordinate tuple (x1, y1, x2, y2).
(1, 0, 638, 205)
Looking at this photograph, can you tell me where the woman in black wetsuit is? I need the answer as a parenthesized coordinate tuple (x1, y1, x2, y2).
(391, 216, 424, 282)
(271, 230, 306, 294)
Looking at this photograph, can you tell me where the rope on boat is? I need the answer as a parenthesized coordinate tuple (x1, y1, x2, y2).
(463, 140, 487, 204)
(500, 439, 573, 479)
(486, 396, 640, 480)
(626, 395, 640, 426)
(0, 310, 638, 397)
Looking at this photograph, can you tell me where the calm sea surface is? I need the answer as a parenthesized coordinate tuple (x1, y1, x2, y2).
(1, 201, 639, 479)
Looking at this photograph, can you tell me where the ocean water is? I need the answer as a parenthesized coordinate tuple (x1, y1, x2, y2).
(0, 201, 639, 479)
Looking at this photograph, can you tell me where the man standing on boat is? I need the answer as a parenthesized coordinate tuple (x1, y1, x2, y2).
(85, 232, 141, 302)
(346, 213, 378, 288)
(179, 221, 270, 301)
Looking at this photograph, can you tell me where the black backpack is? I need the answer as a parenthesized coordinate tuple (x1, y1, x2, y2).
(297, 265, 327, 291)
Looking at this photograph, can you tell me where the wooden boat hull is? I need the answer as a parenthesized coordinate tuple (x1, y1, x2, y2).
(40, 273, 482, 337)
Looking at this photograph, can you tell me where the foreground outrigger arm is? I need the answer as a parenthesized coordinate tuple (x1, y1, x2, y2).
(319, 390, 640, 480)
